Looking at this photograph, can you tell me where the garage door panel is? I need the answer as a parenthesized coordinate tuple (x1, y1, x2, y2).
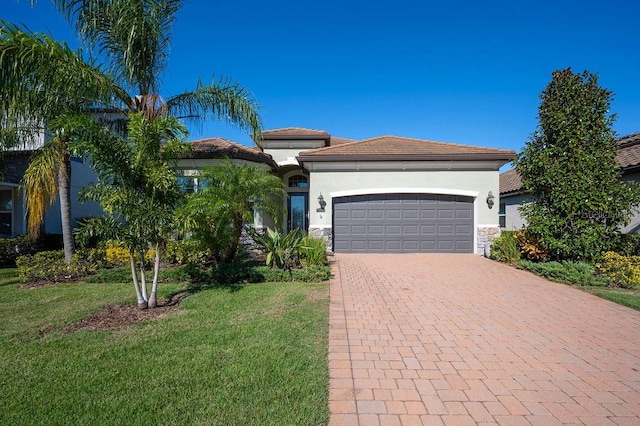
(333, 193, 473, 253)
(368, 209, 384, 220)
(386, 209, 402, 219)
(420, 210, 437, 219)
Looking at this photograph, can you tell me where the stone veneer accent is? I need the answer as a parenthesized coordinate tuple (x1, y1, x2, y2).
(309, 226, 333, 253)
(477, 225, 501, 255)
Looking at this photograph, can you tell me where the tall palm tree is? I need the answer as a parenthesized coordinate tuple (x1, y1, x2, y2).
(0, 0, 262, 262)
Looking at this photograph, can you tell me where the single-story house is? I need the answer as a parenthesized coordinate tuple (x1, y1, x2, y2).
(500, 132, 640, 233)
(2, 126, 515, 254)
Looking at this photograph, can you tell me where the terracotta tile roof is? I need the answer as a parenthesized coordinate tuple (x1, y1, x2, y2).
(261, 127, 329, 137)
(329, 136, 359, 145)
(616, 132, 640, 170)
(500, 132, 640, 195)
(298, 135, 516, 161)
(499, 168, 523, 195)
(181, 137, 277, 170)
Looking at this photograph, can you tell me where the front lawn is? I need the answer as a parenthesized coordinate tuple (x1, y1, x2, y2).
(0, 270, 329, 425)
(583, 286, 640, 311)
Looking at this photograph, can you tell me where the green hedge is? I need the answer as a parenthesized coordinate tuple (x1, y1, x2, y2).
(16, 250, 95, 283)
(0, 234, 63, 267)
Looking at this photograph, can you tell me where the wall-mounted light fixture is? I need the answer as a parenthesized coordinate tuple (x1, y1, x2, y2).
(486, 191, 495, 209)
(317, 193, 326, 212)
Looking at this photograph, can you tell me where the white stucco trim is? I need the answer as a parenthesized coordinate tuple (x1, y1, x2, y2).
(308, 224, 332, 228)
(278, 157, 300, 167)
(477, 224, 501, 227)
(329, 187, 480, 198)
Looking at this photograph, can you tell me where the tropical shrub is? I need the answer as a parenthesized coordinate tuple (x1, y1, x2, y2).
(515, 230, 549, 262)
(489, 231, 520, 263)
(175, 162, 285, 265)
(252, 228, 304, 270)
(596, 251, 640, 288)
(299, 235, 329, 268)
(16, 250, 95, 283)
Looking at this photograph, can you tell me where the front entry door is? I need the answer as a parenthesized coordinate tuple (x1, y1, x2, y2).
(288, 192, 308, 232)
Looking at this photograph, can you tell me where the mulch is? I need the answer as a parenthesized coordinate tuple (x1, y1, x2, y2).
(65, 291, 188, 332)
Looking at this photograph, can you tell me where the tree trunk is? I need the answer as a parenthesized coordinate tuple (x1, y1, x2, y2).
(223, 214, 244, 263)
(138, 251, 149, 306)
(130, 252, 147, 309)
(148, 244, 161, 308)
(58, 153, 75, 264)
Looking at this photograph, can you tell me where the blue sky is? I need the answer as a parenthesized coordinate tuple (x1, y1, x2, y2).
(5, 0, 640, 162)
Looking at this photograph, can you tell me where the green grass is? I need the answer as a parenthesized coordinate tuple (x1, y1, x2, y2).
(0, 269, 329, 425)
(584, 286, 640, 311)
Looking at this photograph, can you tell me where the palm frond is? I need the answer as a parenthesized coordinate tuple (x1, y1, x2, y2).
(0, 21, 131, 126)
(53, 0, 185, 95)
(166, 77, 263, 144)
(21, 142, 64, 238)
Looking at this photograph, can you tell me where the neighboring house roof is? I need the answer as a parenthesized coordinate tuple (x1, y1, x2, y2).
(499, 168, 523, 196)
(329, 136, 358, 146)
(261, 127, 330, 141)
(181, 137, 278, 170)
(616, 132, 640, 171)
(297, 135, 516, 162)
(500, 132, 640, 196)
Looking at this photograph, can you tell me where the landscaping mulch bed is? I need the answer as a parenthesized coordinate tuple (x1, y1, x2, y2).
(65, 291, 188, 332)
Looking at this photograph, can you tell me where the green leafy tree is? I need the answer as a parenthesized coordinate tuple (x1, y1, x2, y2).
(176, 161, 285, 264)
(0, 0, 261, 263)
(516, 68, 640, 261)
(73, 112, 190, 309)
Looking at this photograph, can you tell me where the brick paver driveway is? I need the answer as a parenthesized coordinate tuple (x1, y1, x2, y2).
(328, 254, 640, 425)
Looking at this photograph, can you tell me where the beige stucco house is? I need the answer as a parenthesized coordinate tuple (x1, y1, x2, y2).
(2, 126, 515, 255)
(228, 127, 513, 254)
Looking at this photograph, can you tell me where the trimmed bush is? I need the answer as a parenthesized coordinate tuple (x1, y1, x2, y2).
(0, 234, 64, 267)
(16, 250, 95, 283)
(164, 238, 213, 265)
(102, 241, 155, 267)
(520, 260, 608, 287)
(252, 265, 332, 283)
(489, 231, 520, 263)
(596, 251, 640, 288)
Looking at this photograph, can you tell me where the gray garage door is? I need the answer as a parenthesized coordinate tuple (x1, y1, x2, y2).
(333, 193, 474, 253)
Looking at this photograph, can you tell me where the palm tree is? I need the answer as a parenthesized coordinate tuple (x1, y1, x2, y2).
(177, 161, 285, 264)
(0, 0, 262, 262)
(0, 22, 129, 261)
(73, 112, 190, 309)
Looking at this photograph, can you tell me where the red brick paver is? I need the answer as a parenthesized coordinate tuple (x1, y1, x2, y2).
(328, 254, 640, 425)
